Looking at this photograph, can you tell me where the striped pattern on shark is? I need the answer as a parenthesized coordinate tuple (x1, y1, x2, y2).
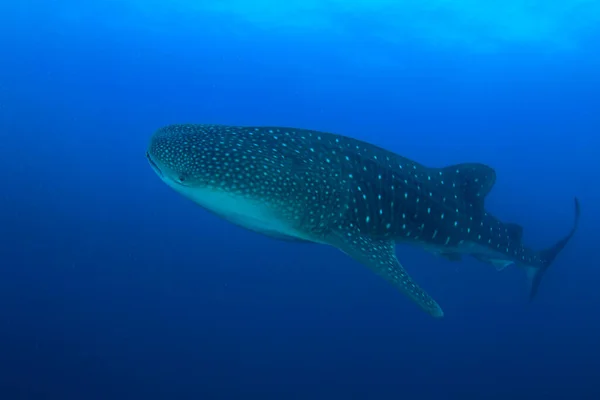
(146, 124, 580, 318)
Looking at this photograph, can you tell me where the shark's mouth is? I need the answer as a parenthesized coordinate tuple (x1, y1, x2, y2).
(146, 152, 162, 177)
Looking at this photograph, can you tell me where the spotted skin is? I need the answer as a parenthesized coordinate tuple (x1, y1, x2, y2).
(147, 124, 580, 317)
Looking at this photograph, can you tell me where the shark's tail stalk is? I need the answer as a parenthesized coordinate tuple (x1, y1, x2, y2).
(528, 197, 581, 301)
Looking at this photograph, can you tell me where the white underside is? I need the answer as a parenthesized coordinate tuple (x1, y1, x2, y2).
(165, 179, 317, 243)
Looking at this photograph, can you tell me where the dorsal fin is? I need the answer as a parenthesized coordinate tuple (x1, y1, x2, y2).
(504, 222, 524, 243)
(442, 163, 496, 217)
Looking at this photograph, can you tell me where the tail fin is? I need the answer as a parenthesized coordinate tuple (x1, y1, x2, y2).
(529, 197, 581, 301)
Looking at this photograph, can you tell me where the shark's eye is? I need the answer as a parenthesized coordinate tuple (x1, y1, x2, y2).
(178, 175, 187, 182)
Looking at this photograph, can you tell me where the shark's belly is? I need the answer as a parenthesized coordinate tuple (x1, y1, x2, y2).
(418, 240, 490, 254)
(408, 239, 516, 269)
(173, 184, 316, 242)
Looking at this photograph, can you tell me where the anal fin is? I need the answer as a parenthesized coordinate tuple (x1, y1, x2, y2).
(329, 230, 444, 318)
(472, 254, 513, 271)
(490, 259, 513, 271)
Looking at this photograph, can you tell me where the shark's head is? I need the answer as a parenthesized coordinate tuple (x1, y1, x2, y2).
(146, 124, 213, 191)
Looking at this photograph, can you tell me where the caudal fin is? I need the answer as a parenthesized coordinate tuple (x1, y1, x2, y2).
(529, 197, 581, 301)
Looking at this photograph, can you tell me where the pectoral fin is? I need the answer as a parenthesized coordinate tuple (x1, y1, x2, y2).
(330, 231, 443, 318)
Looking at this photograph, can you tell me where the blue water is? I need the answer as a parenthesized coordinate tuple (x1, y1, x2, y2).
(1, 1, 599, 399)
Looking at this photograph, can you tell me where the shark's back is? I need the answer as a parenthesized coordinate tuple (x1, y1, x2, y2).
(242, 125, 499, 245)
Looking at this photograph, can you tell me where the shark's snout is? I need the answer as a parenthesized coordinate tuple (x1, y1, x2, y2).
(146, 151, 163, 177)
(147, 125, 215, 188)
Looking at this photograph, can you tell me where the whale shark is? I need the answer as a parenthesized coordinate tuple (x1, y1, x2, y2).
(146, 124, 580, 317)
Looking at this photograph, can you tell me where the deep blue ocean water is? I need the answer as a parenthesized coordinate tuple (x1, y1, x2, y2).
(1, 1, 599, 399)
